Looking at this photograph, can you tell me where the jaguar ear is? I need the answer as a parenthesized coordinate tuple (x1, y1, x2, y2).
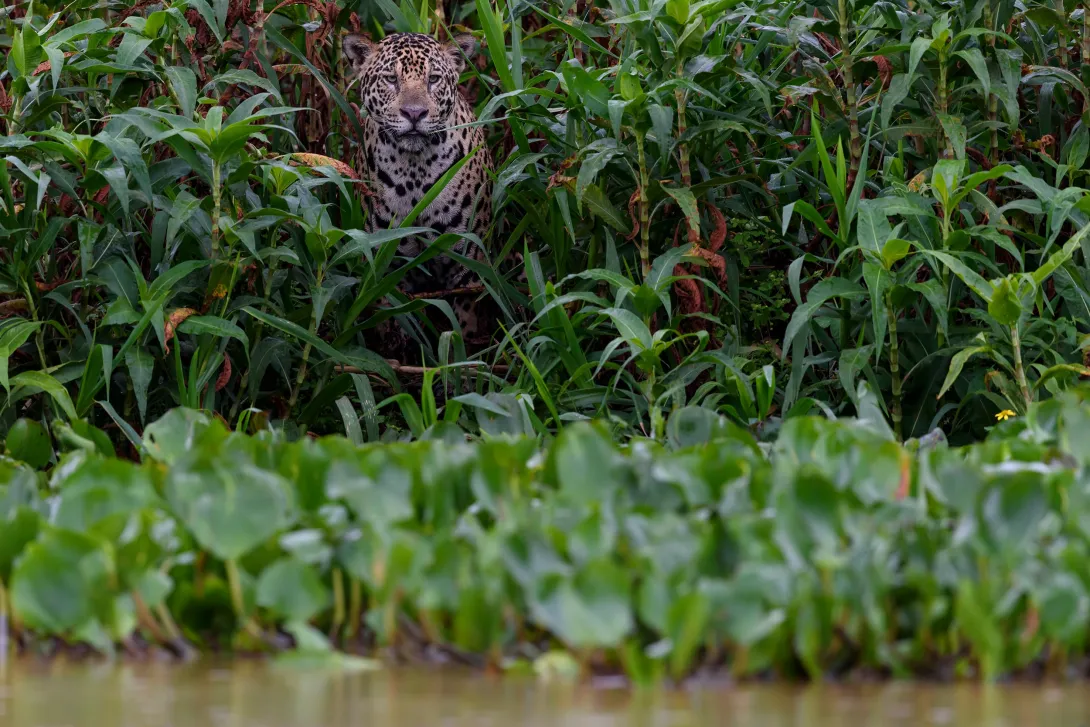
(445, 33, 476, 73)
(342, 34, 374, 73)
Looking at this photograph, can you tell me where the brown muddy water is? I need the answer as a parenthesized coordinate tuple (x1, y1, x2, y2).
(1, 662, 1089, 727)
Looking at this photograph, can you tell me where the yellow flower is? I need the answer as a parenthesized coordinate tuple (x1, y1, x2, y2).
(995, 409, 1015, 421)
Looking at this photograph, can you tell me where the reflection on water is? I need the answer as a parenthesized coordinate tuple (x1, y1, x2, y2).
(1, 660, 1089, 727)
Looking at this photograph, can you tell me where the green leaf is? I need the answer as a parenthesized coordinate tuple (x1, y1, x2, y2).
(938, 345, 991, 398)
(177, 315, 249, 353)
(560, 61, 610, 117)
(881, 238, 911, 269)
(661, 184, 700, 235)
(325, 456, 414, 531)
(11, 529, 110, 634)
(549, 421, 618, 507)
(165, 453, 295, 560)
(0, 319, 42, 392)
(921, 250, 994, 302)
(10, 371, 77, 420)
(165, 66, 198, 119)
(781, 277, 867, 359)
(208, 68, 283, 103)
(6, 418, 52, 469)
(10, 23, 42, 79)
(987, 277, 1022, 326)
(530, 560, 633, 649)
(938, 115, 967, 161)
(125, 348, 154, 424)
(52, 458, 157, 537)
(908, 36, 931, 78)
(256, 557, 331, 622)
(954, 49, 990, 99)
(581, 183, 630, 232)
(600, 307, 653, 350)
(881, 74, 913, 128)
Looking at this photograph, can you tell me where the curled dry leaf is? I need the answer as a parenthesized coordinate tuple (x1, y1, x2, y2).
(626, 189, 640, 241)
(215, 354, 232, 392)
(164, 307, 198, 354)
(288, 153, 359, 180)
(32, 52, 78, 77)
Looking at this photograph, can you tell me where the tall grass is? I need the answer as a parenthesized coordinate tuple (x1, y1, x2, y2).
(0, 0, 1090, 449)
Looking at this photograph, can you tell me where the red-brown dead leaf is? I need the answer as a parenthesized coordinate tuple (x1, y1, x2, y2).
(215, 354, 232, 392)
(706, 204, 727, 253)
(625, 189, 641, 241)
(32, 52, 78, 77)
(164, 307, 198, 354)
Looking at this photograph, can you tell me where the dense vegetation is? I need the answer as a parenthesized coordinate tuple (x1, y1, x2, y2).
(2, 0, 1090, 446)
(2, 386, 1090, 681)
(4, 0, 1090, 679)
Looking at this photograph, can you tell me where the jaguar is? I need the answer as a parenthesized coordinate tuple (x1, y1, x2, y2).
(342, 31, 496, 353)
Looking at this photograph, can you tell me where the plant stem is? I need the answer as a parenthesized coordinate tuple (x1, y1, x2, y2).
(938, 210, 952, 350)
(938, 48, 952, 158)
(225, 558, 263, 640)
(21, 282, 49, 372)
(675, 60, 698, 244)
(839, 0, 861, 187)
(985, 0, 1000, 167)
(635, 130, 651, 279)
(211, 160, 223, 259)
(331, 567, 345, 639)
(1011, 323, 1032, 412)
(1057, 0, 1068, 68)
(347, 576, 362, 641)
(886, 293, 902, 441)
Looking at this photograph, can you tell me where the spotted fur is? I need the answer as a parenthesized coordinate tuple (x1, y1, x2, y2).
(342, 31, 495, 348)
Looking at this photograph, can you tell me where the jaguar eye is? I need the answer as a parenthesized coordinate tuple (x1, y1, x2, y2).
(428, 74, 441, 85)
(384, 74, 398, 86)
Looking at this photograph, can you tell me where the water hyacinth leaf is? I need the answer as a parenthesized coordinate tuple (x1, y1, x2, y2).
(256, 557, 331, 622)
(165, 455, 295, 561)
(549, 421, 618, 507)
(0, 506, 39, 583)
(11, 529, 111, 634)
(325, 457, 413, 531)
(142, 408, 213, 464)
(530, 560, 634, 649)
(51, 457, 157, 537)
(980, 474, 1050, 552)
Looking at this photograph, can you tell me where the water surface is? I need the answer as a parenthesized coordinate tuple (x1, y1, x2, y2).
(1, 661, 1088, 727)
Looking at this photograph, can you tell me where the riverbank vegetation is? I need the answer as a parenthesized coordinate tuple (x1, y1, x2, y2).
(4, 0, 1090, 680)
(2, 388, 1090, 682)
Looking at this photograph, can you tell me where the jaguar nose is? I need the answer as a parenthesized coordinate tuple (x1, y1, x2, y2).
(400, 104, 429, 125)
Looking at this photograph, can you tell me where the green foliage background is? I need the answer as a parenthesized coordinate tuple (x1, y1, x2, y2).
(5, 0, 1090, 679)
